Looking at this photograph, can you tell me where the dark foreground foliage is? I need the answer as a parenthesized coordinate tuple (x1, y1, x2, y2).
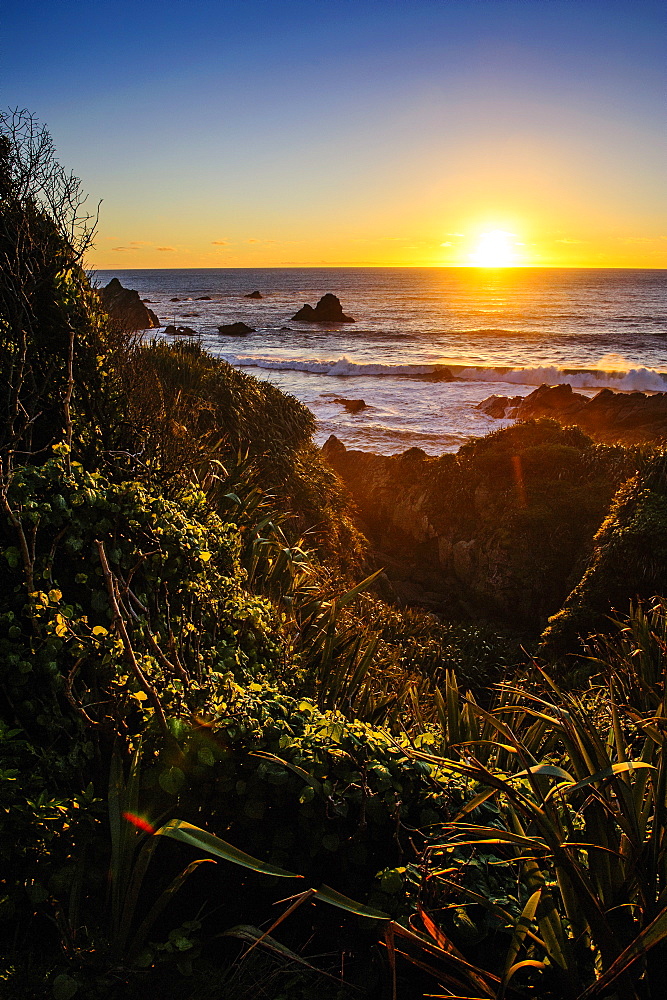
(3, 110, 667, 1000)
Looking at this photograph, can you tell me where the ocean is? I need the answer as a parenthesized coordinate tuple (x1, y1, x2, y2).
(93, 268, 667, 455)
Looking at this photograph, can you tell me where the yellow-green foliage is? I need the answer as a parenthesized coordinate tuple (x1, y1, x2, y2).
(0, 455, 284, 742)
(541, 450, 667, 659)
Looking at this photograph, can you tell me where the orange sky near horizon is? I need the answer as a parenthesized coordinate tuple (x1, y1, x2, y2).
(91, 220, 667, 271)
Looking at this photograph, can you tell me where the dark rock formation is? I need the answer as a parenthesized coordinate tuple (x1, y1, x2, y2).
(98, 278, 159, 330)
(478, 383, 667, 445)
(245, 290, 263, 299)
(322, 421, 634, 628)
(164, 325, 198, 337)
(292, 294, 355, 323)
(197, 296, 212, 300)
(170, 297, 181, 302)
(218, 322, 255, 336)
(477, 394, 523, 418)
(141, 298, 153, 303)
(333, 397, 367, 414)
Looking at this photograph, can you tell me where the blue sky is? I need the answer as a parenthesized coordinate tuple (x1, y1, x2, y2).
(2, 0, 665, 266)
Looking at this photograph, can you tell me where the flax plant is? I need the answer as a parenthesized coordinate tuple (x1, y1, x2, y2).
(404, 602, 667, 998)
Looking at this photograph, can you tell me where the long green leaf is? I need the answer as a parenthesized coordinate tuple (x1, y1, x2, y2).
(221, 925, 334, 975)
(155, 820, 301, 878)
(314, 884, 389, 920)
(546, 761, 655, 802)
(333, 568, 384, 610)
(502, 890, 541, 986)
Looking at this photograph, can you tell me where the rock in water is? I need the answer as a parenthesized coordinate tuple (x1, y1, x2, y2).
(292, 293, 355, 323)
(333, 397, 367, 414)
(164, 325, 198, 337)
(477, 394, 523, 418)
(245, 290, 263, 299)
(218, 322, 255, 336)
(99, 278, 159, 330)
(479, 383, 667, 445)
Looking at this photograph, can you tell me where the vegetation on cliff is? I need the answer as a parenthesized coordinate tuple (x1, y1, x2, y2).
(3, 111, 667, 1000)
(324, 420, 638, 628)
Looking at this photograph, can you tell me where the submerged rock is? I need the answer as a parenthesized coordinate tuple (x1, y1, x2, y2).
(417, 366, 454, 382)
(333, 397, 367, 414)
(218, 322, 255, 336)
(197, 295, 212, 300)
(164, 324, 198, 337)
(292, 293, 355, 323)
(99, 278, 159, 330)
(245, 290, 263, 299)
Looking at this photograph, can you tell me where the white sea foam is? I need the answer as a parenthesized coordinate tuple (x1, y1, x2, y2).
(455, 365, 667, 392)
(214, 351, 667, 392)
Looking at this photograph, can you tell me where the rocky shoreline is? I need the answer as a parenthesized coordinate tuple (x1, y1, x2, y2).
(478, 382, 667, 445)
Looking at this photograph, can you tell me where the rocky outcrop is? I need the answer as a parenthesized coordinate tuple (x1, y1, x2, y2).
(292, 294, 355, 323)
(478, 383, 667, 445)
(99, 278, 159, 330)
(322, 421, 634, 628)
(333, 397, 367, 414)
(218, 322, 255, 336)
(245, 290, 262, 299)
(541, 454, 667, 658)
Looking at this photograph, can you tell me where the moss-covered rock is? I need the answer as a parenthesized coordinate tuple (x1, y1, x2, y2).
(540, 452, 667, 658)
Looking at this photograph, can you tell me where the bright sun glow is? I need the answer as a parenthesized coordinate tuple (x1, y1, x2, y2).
(470, 229, 517, 267)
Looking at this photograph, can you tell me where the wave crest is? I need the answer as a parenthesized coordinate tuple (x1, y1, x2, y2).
(213, 352, 667, 392)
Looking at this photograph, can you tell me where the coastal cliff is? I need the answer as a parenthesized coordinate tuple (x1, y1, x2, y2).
(323, 420, 634, 629)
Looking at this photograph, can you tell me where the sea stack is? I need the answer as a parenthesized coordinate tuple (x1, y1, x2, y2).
(99, 278, 159, 330)
(291, 293, 355, 323)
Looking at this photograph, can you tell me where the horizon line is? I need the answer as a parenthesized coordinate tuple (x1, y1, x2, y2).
(89, 264, 667, 272)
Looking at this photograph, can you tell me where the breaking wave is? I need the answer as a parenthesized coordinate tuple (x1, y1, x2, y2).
(216, 352, 667, 392)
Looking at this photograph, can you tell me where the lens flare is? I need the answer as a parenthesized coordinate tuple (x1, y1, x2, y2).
(122, 811, 156, 834)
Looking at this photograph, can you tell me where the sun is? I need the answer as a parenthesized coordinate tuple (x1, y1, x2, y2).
(470, 229, 517, 267)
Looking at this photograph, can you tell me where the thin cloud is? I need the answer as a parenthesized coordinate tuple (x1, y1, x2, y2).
(211, 239, 229, 246)
(556, 238, 585, 244)
(157, 246, 176, 252)
(129, 240, 152, 247)
(112, 246, 130, 252)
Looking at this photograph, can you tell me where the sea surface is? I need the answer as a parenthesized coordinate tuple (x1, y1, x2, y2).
(93, 268, 667, 455)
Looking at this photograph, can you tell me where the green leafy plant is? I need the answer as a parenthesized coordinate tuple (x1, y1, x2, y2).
(400, 608, 667, 998)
